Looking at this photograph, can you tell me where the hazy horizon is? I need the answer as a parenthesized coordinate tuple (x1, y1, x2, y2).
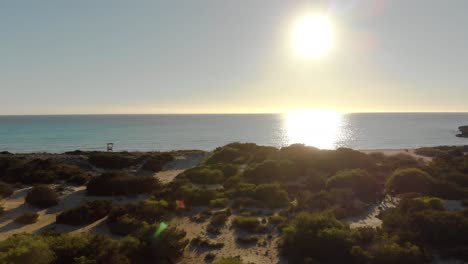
(2, 1, 468, 114)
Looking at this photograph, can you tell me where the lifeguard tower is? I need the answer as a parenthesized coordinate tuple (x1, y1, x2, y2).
(107, 143, 114, 152)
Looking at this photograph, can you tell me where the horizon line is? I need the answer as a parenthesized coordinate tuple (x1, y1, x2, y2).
(2, 111, 468, 116)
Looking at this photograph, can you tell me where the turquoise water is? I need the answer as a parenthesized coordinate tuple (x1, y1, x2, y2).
(0, 113, 467, 153)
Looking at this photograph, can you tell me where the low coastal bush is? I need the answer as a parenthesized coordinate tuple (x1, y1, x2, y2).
(243, 159, 299, 183)
(236, 234, 259, 244)
(415, 147, 446, 157)
(268, 215, 287, 226)
(231, 183, 289, 208)
(0, 181, 13, 198)
(141, 153, 174, 172)
(176, 184, 220, 206)
(213, 258, 244, 264)
(56, 200, 112, 225)
(132, 224, 189, 262)
(108, 200, 170, 235)
(210, 212, 229, 227)
(281, 212, 356, 263)
(205, 147, 244, 165)
(0, 227, 189, 264)
(326, 169, 379, 202)
(108, 214, 142, 236)
(210, 198, 228, 208)
(87, 171, 161, 196)
(1, 158, 89, 184)
(232, 216, 261, 232)
(67, 173, 91, 185)
(88, 153, 136, 169)
(25, 185, 59, 208)
(190, 236, 224, 249)
(184, 166, 224, 184)
(385, 168, 434, 195)
(0, 233, 54, 264)
(14, 212, 39, 224)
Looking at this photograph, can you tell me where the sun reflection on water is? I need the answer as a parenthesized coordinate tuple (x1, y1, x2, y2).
(283, 110, 345, 149)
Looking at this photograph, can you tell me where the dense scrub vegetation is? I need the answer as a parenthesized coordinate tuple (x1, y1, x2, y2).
(0, 181, 13, 198)
(0, 227, 188, 264)
(281, 211, 425, 263)
(25, 185, 59, 208)
(107, 200, 172, 235)
(88, 153, 137, 169)
(87, 171, 161, 196)
(0, 157, 90, 184)
(2, 144, 468, 263)
(56, 200, 112, 225)
(165, 143, 468, 263)
(14, 212, 39, 225)
(141, 153, 174, 172)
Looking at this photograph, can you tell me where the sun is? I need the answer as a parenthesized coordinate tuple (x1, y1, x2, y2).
(291, 14, 335, 58)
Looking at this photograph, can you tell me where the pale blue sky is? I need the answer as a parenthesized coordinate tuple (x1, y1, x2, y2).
(1, 0, 468, 114)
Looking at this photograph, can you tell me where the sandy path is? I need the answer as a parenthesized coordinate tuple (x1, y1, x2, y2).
(154, 153, 208, 184)
(172, 213, 285, 264)
(348, 196, 399, 229)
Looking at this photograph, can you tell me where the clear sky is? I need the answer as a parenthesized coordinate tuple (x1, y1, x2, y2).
(2, 0, 468, 114)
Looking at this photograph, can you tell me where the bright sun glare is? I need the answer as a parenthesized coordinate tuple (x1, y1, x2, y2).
(284, 110, 343, 149)
(291, 14, 335, 58)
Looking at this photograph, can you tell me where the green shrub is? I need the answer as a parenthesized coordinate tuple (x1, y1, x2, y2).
(176, 184, 219, 206)
(48, 232, 128, 264)
(132, 225, 189, 262)
(223, 175, 243, 189)
(326, 169, 379, 202)
(190, 236, 224, 249)
(108, 214, 142, 236)
(268, 215, 287, 226)
(56, 200, 112, 225)
(210, 212, 229, 227)
(415, 147, 445, 157)
(213, 258, 244, 264)
(141, 153, 174, 172)
(210, 198, 228, 208)
(385, 168, 434, 195)
(442, 172, 468, 187)
(381, 154, 420, 172)
(25, 185, 59, 208)
(230, 183, 288, 208)
(371, 241, 424, 264)
(243, 159, 299, 183)
(50, 164, 88, 181)
(0, 234, 54, 264)
(205, 147, 244, 165)
(108, 200, 170, 235)
(211, 163, 239, 178)
(232, 216, 261, 231)
(281, 212, 355, 263)
(87, 171, 161, 196)
(2, 159, 88, 184)
(88, 153, 136, 169)
(67, 173, 91, 185)
(14, 212, 39, 225)
(252, 184, 289, 208)
(236, 235, 259, 244)
(184, 166, 224, 184)
(0, 181, 13, 198)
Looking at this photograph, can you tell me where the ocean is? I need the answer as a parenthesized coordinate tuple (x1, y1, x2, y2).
(0, 113, 467, 153)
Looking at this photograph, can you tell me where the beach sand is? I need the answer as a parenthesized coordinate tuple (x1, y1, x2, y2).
(360, 148, 433, 163)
